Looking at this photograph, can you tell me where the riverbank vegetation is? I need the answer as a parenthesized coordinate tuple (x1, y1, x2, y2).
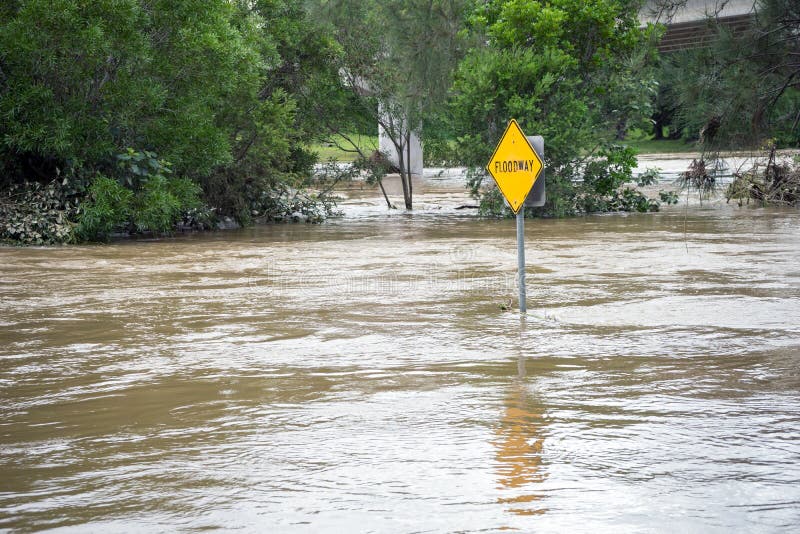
(645, 0, 800, 209)
(650, 0, 799, 151)
(1, 1, 797, 244)
(448, 0, 668, 217)
(0, 0, 341, 243)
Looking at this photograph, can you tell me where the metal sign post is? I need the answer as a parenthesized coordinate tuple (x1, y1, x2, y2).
(516, 211, 527, 313)
(485, 120, 544, 315)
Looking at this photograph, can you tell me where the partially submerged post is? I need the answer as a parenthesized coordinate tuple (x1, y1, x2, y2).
(516, 211, 527, 313)
(486, 120, 544, 314)
(518, 135, 546, 315)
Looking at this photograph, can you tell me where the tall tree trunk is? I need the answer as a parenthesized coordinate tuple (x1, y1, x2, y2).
(405, 130, 413, 209)
(402, 171, 412, 209)
(395, 132, 413, 210)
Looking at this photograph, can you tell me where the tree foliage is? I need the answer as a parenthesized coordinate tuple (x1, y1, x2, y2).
(651, 0, 799, 148)
(0, 0, 266, 179)
(0, 0, 336, 240)
(311, 0, 470, 209)
(450, 0, 661, 216)
(3, 0, 750, 244)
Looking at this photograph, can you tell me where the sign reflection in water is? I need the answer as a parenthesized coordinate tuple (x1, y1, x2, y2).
(494, 351, 547, 517)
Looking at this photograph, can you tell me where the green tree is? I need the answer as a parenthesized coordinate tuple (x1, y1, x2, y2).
(0, 0, 154, 181)
(311, 0, 470, 210)
(664, 0, 800, 149)
(0, 1, 331, 238)
(648, 0, 800, 207)
(1, 0, 270, 180)
(199, 0, 343, 223)
(450, 0, 659, 216)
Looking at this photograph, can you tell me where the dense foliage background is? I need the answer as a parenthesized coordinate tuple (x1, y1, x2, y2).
(449, 0, 664, 216)
(0, 0, 797, 243)
(0, 0, 336, 242)
(650, 0, 799, 149)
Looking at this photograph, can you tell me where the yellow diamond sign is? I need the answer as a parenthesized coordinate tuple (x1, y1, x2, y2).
(486, 119, 543, 214)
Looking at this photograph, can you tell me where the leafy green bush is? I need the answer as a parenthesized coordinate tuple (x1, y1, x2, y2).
(75, 150, 206, 240)
(249, 181, 341, 224)
(116, 149, 204, 234)
(132, 174, 204, 234)
(583, 146, 638, 197)
(659, 191, 679, 205)
(609, 187, 660, 212)
(75, 175, 133, 241)
(132, 175, 180, 234)
(635, 167, 662, 187)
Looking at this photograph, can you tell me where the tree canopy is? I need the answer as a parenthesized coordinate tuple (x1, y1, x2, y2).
(1, 0, 338, 241)
(450, 0, 662, 216)
(650, 0, 799, 148)
(5, 0, 791, 244)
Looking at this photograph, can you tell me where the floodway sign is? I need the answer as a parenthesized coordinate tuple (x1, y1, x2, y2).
(486, 119, 543, 214)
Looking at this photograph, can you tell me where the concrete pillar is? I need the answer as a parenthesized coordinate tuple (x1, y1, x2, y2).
(379, 127, 422, 178)
(378, 103, 423, 178)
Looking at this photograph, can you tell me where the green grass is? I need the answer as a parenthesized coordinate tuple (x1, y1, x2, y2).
(621, 128, 699, 154)
(624, 137, 700, 155)
(308, 134, 378, 163)
(307, 131, 701, 162)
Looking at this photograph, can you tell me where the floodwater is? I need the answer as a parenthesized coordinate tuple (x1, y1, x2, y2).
(1, 172, 800, 532)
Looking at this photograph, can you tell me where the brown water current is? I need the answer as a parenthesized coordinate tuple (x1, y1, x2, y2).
(1, 176, 800, 532)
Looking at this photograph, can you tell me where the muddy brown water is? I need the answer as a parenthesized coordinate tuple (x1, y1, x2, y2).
(1, 177, 800, 532)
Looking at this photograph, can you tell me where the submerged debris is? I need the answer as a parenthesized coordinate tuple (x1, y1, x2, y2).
(726, 147, 800, 207)
(677, 158, 717, 205)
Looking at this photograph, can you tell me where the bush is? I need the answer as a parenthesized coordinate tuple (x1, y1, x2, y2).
(583, 145, 638, 197)
(133, 175, 201, 234)
(76, 150, 206, 240)
(250, 182, 342, 224)
(659, 190, 679, 205)
(609, 187, 660, 212)
(472, 144, 662, 217)
(75, 175, 133, 241)
(117, 149, 203, 234)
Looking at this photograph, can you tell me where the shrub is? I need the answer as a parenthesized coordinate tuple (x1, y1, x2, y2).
(130, 176, 179, 234)
(659, 190, 679, 205)
(75, 175, 133, 241)
(76, 150, 206, 240)
(117, 149, 204, 235)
